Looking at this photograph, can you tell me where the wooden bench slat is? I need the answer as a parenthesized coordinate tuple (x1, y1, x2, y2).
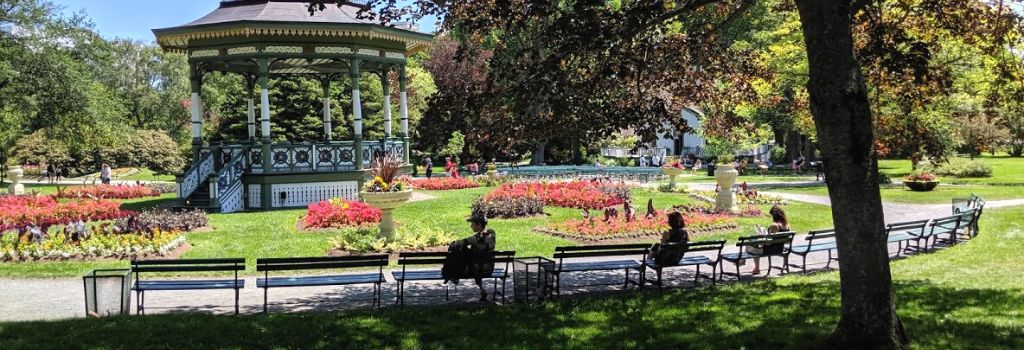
(553, 260, 641, 272)
(256, 260, 387, 271)
(132, 258, 244, 265)
(256, 255, 388, 264)
(556, 244, 651, 252)
(134, 279, 244, 291)
(132, 265, 245, 273)
(256, 273, 384, 288)
(554, 249, 649, 259)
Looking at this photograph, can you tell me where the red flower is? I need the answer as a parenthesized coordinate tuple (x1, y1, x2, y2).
(303, 199, 382, 229)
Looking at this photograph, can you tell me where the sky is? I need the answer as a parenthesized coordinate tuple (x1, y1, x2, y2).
(54, 0, 438, 43)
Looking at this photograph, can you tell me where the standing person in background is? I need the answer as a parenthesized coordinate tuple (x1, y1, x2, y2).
(651, 154, 661, 167)
(509, 150, 519, 169)
(423, 157, 433, 179)
(100, 163, 112, 185)
(692, 159, 702, 175)
(45, 163, 54, 184)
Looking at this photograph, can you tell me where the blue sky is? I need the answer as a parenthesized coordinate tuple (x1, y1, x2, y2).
(55, 1, 437, 43)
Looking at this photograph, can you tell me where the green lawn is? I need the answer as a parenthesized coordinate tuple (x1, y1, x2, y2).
(768, 183, 1023, 204)
(0, 187, 834, 278)
(1, 207, 1019, 349)
(879, 155, 1024, 185)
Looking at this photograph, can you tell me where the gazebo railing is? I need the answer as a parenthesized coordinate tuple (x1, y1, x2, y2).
(214, 151, 246, 213)
(202, 139, 405, 175)
(178, 152, 214, 199)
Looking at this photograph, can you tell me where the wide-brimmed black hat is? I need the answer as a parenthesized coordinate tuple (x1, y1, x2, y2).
(467, 212, 488, 225)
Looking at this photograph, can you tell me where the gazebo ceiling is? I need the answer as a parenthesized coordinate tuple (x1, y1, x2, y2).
(153, 0, 432, 55)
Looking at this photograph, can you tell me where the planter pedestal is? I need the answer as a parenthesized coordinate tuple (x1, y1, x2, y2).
(714, 168, 739, 213)
(904, 181, 939, 192)
(7, 166, 25, 195)
(360, 190, 413, 239)
(662, 167, 685, 189)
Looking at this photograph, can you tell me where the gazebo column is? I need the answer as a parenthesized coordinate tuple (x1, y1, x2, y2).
(399, 65, 410, 164)
(351, 59, 364, 170)
(321, 75, 333, 142)
(381, 70, 393, 139)
(246, 75, 256, 142)
(189, 66, 203, 163)
(258, 58, 273, 209)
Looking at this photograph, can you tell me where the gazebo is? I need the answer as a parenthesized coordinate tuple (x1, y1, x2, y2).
(153, 0, 432, 212)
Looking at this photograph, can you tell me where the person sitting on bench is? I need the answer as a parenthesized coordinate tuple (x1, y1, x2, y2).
(752, 205, 791, 275)
(650, 210, 689, 258)
(442, 212, 497, 301)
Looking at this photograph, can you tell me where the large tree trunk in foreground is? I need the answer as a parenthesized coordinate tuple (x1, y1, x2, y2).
(793, 0, 908, 348)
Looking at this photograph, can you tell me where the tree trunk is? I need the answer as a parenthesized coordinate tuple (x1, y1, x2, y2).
(793, 0, 908, 349)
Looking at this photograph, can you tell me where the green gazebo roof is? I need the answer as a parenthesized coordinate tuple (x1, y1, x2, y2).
(153, 0, 432, 54)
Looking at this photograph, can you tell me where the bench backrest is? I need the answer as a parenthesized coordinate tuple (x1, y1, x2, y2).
(553, 243, 651, 260)
(736, 232, 795, 248)
(653, 240, 726, 266)
(256, 255, 388, 272)
(885, 219, 930, 236)
(396, 251, 449, 266)
(802, 228, 837, 245)
(928, 214, 962, 236)
(131, 258, 245, 273)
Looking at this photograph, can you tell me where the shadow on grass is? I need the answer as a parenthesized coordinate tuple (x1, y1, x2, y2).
(119, 197, 178, 211)
(1, 279, 1020, 349)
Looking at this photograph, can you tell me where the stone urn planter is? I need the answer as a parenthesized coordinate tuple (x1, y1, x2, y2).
(6, 165, 25, 195)
(661, 166, 685, 189)
(360, 190, 413, 239)
(714, 166, 739, 213)
(904, 181, 939, 192)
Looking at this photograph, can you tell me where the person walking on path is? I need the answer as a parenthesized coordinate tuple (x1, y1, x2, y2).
(100, 164, 112, 185)
(423, 157, 433, 179)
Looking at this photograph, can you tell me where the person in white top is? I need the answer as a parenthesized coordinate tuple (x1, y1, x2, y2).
(651, 155, 660, 167)
(100, 164, 112, 185)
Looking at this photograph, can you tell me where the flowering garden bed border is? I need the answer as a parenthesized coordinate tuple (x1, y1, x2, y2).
(1, 234, 189, 262)
(532, 222, 740, 243)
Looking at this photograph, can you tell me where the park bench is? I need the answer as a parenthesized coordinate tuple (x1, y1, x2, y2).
(953, 194, 985, 238)
(546, 244, 649, 296)
(719, 232, 796, 281)
(131, 258, 245, 315)
(643, 240, 725, 291)
(929, 212, 968, 248)
(789, 229, 839, 274)
(393, 251, 514, 306)
(885, 219, 930, 256)
(255, 255, 388, 312)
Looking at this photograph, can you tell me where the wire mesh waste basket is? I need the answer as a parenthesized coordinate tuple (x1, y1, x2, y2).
(513, 256, 554, 303)
(83, 269, 132, 317)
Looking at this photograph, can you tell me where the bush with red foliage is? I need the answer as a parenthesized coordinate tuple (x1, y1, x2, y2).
(485, 181, 628, 210)
(0, 195, 129, 231)
(58, 185, 161, 200)
(303, 199, 382, 229)
(543, 211, 738, 241)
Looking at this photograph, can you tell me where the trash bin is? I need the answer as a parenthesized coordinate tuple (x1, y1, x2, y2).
(513, 256, 555, 303)
(83, 269, 132, 317)
(707, 163, 716, 177)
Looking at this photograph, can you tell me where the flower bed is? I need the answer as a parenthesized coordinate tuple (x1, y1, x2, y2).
(408, 177, 480, 190)
(472, 195, 546, 219)
(327, 222, 457, 253)
(114, 209, 208, 232)
(57, 184, 161, 199)
(0, 226, 185, 261)
(0, 195, 129, 232)
(485, 181, 629, 210)
(537, 211, 738, 242)
(303, 199, 382, 229)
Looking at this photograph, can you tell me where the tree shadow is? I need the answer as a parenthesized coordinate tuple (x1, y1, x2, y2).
(2, 279, 1020, 349)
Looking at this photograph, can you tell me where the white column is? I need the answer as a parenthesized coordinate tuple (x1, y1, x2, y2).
(190, 92, 202, 142)
(399, 68, 409, 136)
(351, 63, 363, 138)
(189, 70, 203, 162)
(382, 72, 393, 138)
(322, 77, 332, 141)
(246, 98, 256, 140)
(260, 87, 271, 140)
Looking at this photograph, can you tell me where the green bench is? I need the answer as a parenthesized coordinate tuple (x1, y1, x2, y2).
(546, 244, 650, 296)
(131, 258, 245, 315)
(255, 255, 388, 312)
(885, 219, 930, 256)
(393, 251, 514, 306)
(643, 240, 725, 290)
(789, 229, 838, 273)
(720, 232, 795, 280)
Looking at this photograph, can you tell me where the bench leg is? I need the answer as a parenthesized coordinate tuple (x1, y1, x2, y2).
(263, 287, 269, 313)
(235, 288, 240, 315)
(374, 282, 381, 308)
(656, 268, 664, 292)
(766, 256, 773, 277)
(623, 268, 630, 289)
(395, 281, 403, 306)
(694, 265, 700, 284)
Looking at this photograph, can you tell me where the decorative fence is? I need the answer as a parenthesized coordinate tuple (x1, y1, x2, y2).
(178, 153, 214, 199)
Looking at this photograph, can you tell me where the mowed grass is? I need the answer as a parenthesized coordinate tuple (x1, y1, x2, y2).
(0, 187, 833, 278)
(769, 183, 1024, 204)
(879, 155, 1024, 185)
(1, 208, 1020, 349)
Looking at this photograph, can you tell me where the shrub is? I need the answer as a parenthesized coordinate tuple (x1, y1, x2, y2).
(328, 223, 457, 253)
(146, 182, 177, 194)
(472, 195, 545, 219)
(924, 158, 992, 178)
(408, 177, 479, 190)
(304, 199, 382, 229)
(57, 184, 161, 199)
(115, 209, 207, 232)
